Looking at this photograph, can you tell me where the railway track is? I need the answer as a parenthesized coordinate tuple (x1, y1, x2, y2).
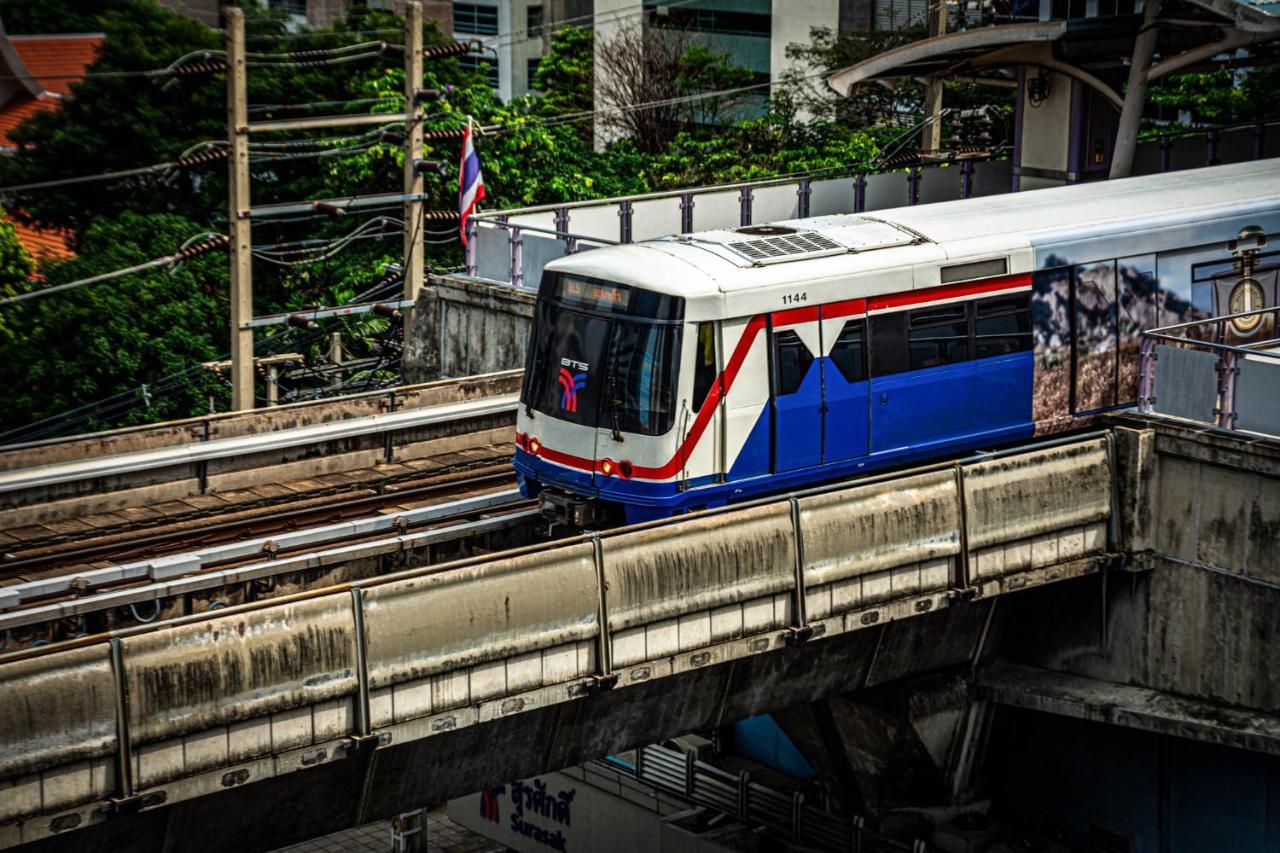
(0, 480, 537, 650)
(1, 460, 515, 580)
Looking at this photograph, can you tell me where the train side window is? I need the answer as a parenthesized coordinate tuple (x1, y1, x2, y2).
(909, 305, 969, 370)
(773, 330, 813, 396)
(974, 294, 1032, 358)
(869, 312, 909, 377)
(691, 322, 717, 412)
(829, 319, 866, 383)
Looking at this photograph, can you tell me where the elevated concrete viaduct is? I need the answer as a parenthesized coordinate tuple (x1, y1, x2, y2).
(2, 417, 1277, 852)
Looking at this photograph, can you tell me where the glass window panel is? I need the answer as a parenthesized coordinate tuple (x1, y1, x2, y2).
(829, 319, 866, 383)
(975, 293, 1032, 358)
(691, 322, 717, 413)
(909, 306, 970, 370)
(774, 330, 813, 396)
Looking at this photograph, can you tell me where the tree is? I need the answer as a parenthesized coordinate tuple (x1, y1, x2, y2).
(0, 212, 34, 344)
(781, 25, 928, 129)
(0, 212, 227, 433)
(533, 25, 593, 117)
(594, 23, 754, 153)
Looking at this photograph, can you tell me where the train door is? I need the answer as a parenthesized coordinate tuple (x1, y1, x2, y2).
(820, 306, 870, 463)
(869, 304, 974, 453)
(769, 313, 823, 472)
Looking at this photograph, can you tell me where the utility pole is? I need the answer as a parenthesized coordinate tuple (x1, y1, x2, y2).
(922, 0, 947, 155)
(402, 0, 425, 332)
(225, 6, 254, 411)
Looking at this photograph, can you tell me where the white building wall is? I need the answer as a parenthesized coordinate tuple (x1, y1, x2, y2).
(769, 0, 838, 116)
(593, 0, 643, 150)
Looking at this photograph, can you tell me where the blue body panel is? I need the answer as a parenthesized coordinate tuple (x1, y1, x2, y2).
(774, 362, 823, 472)
(822, 357, 870, 462)
(517, 352, 1036, 521)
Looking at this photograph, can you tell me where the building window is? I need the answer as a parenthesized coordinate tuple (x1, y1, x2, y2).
(643, 3, 770, 37)
(454, 2, 499, 35)
(527, 57, 542, 88)
(526, 4, 544, 36)
(268, 0, 307, 16)
(458, 53, 499, 88)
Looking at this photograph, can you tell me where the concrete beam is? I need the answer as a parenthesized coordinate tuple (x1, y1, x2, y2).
(976, 660, 1280, 757)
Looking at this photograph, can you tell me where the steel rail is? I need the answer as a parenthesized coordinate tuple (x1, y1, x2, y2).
(0, 393, 519, 496)
(0, 507, 537, 632)
(1, 483, 520, 604)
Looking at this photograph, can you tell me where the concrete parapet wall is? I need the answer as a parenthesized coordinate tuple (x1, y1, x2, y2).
(999, 416, 1280, 721)
(0, 372, 521, 472)
(0, 373, 520, 526)
(0, 435, 1119, 848)
(404, 277, 535, 383)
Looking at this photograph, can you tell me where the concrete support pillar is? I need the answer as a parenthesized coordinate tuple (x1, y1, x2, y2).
(772, 676, 970, 816)
(1110, 0, 1161, 179)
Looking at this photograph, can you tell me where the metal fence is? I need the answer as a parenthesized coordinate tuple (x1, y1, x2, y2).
(1139, 307, 1280, 438)
(460, 120, 1280, 291)
(601, 744, 923, 852)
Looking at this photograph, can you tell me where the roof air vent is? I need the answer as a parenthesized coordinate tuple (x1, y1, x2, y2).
(726, 230, 844, 264)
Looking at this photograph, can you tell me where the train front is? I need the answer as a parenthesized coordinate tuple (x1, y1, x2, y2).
(513, 251, 706, 528)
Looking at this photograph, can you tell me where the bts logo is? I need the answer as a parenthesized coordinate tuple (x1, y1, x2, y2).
(479, 785, 503, 822)
(558, 366, 588, 413)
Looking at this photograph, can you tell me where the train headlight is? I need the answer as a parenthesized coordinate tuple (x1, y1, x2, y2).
(528, 437, 541, 455)
(601, 459, 615, 476)
(618, 460, 634, 480)
(515, 432, 528, 450)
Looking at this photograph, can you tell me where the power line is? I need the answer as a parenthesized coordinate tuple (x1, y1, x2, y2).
(0, 233, 228, 308)
(0, 144, 228, 195)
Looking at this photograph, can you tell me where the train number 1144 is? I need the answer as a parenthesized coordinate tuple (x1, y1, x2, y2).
(781, 292, 808, 305)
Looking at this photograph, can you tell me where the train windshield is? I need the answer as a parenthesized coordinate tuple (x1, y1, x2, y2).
(522, 273, 684, 436)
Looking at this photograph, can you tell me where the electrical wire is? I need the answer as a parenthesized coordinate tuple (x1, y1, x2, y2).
(0, 233, 227, 308)
(0, 143, 228, 195)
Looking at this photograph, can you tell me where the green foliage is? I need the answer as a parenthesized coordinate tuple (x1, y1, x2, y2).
(0, 212, 227, 431)
(1146, 60, 1280, 131)
(0, 212, 34, 344)
(533, 25, 593, 116)
(640, 114, 878, 189)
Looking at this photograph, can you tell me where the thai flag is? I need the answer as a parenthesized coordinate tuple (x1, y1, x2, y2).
(458, 121, 486, 245)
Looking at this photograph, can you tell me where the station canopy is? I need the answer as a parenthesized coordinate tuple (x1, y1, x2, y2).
(826, 0, 1280, 107)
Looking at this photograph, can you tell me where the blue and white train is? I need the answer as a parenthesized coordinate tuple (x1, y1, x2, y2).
(513, 160, 1280, 525)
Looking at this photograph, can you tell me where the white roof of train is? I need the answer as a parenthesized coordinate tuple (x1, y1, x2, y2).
(544, 159, 1280, 299)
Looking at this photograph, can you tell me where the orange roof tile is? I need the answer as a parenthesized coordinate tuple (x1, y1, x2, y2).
(10, 34, 104, 97)
(13, 218, 75, 262)
(0, 96, 57, 148)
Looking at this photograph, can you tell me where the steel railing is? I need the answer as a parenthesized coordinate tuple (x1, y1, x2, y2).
(599, 744, 924, 852)
(1139, 306, 1280, 436)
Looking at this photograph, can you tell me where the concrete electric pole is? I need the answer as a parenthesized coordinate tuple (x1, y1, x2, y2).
(402, 0, 426, 333)
(922, 0, 947, 155)
(225, 6, 254, 411)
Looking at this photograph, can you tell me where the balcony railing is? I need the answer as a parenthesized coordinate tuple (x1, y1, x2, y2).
(1139, 307, 1280, 437)
(461, 120, 1280, 291)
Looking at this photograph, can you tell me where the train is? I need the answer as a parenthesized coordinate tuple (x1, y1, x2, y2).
(513, 159, 1280, 525)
